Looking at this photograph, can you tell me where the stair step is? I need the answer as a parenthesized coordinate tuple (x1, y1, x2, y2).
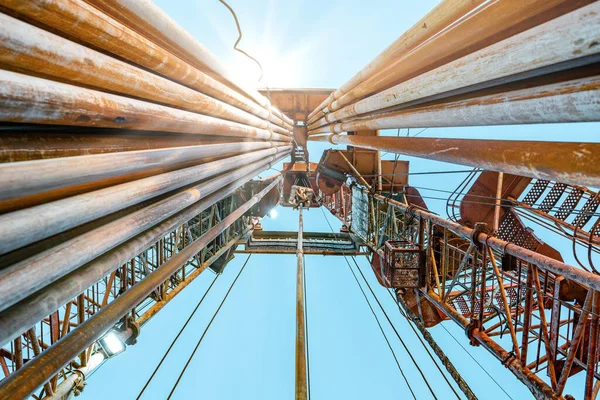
(554, 188, 584, 220)
(498, 210, 539, 251)
(572, 196, 600, 229)
(522, 179, 549, 205)
(539, 183, 567, 212)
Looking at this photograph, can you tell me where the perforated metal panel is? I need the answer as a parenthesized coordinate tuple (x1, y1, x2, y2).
(522, 179, 549, 205)
(351, 186, 369, 242)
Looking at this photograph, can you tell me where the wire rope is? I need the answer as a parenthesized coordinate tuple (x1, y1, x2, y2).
(167, 255, 252, 399)
(350, 257, 461, 399)
(320, 208, 418, 399)
(439, 323, 514, 400)
(217, 0, 263, 80)
(135, 273, 221, 399)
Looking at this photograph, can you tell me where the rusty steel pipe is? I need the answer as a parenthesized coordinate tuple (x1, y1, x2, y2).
(0, 132, 256, 163)
(0, 0, 292, 130)
(0, 149, 290, 313)
(311, 3, 600, 128)
(319, 0, 594, 117)
(0, 157, 283, 347)
(295, 207, 308, 400)
(493, 172, 504, 232)
(306, 0, 486, 124)
(0, 175, 283, 400)
(0, 70, 292, 143)
(85, 0, 294, 127)
(0, 146, 289, 255)
(0, 141, 276, 203)
(311, 135, 600, 188)
(309, 75, 600, 134)
(0, 13, 289, 135)
(87, 0, 260, 101)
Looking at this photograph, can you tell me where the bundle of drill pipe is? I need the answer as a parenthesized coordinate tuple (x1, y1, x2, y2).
(308, 0, 600, 187)
(0, 0, 292, 360)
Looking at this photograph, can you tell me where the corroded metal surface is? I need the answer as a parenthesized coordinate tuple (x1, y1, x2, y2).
(315, 134, 600, 187)
(0, 13, 289, 135)
(1, 0, 599, 397)
(0, 70, 291, 142)
(309, 0, 594, 124)
(307, 0, 486, 123)
(309, 75, 600, 134)
(0, 2, 292, 396)
(310, 3, 600, 129)
(321, 175, 600, 399)
(0, 176, 283, 400)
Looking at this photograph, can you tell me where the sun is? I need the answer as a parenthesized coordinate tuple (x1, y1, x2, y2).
(231, 41, 306, 88)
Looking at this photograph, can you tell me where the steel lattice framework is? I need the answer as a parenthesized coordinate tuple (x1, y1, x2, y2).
(0, 0, 600, 399)
(321, 182, 600, 400)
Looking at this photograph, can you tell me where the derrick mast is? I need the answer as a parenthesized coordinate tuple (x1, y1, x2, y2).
(0, 1, 599, 399)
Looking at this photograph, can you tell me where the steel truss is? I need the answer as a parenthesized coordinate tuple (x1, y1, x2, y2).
(237, 230, 368, 255)
(323, 184, 600, 400)
(0, 194, 248, 399)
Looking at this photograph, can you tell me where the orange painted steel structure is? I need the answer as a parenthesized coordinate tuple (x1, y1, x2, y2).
(0, 0, 599, 399)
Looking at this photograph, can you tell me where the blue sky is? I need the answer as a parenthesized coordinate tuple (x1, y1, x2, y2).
(84, 207, 535, 400)
(82, 1, 599, 399)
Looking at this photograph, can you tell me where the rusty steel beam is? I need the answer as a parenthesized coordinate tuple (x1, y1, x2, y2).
(0, 0, 292, 130)
(308, 75, 600, 134)
(363, 226, 562, 399)
(0, 150, 290, 315)
(0, 70, 292, 142)
(310, 135, 600, 188)
(0, 13, 289, 135)
(310, 3, 600, 129)
(306, 0, 486, 123)
(295, 207, 307, 400)
(0, 146, 289, 255)
(236, 249, 369, 255)
(311, 0, 593, 119)
(395, 294, 478, 400)
(41, 234, 242, 399)
(0, 175, 283, 400)
(136, 235, 242, 326)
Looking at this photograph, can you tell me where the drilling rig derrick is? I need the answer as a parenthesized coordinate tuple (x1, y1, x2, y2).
(0, 1, 600, 399)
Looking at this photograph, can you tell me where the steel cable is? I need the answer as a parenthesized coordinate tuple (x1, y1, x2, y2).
(349, 256, 462, 399)
(439, 323, 514, 400)
(167, 255, 251, 399)
(321, 208, 417, 399)
(136, 272, 221, 399)
(217, 0, 263, 80)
